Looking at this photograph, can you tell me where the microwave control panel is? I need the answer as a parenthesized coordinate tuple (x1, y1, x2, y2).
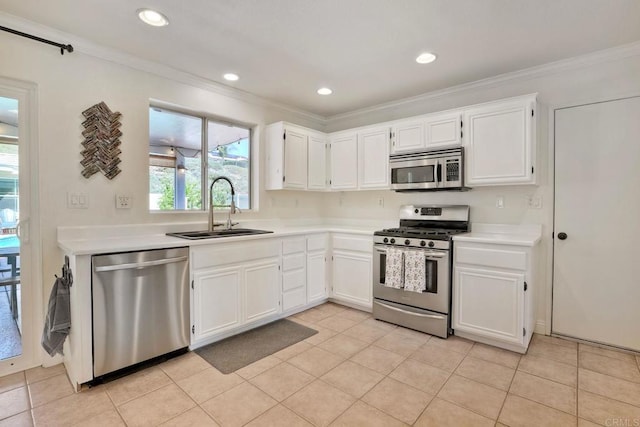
(445, 159, 460, 182)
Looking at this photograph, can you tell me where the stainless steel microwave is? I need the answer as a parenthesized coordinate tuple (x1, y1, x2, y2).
(390, 147, 468, 191)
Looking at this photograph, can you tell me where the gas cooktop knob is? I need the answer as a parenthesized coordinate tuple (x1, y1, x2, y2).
(404, 239, 411, 245)
(428, 241, 435, 248)
(420, 240, 426, 247)
(390, 238, 396, 244)
(383, 238, 389, 243)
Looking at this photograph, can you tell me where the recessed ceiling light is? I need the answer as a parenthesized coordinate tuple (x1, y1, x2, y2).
(416, 52, 437, 64)
(137, 8, 169, 27)
(317, 87, 333, 95)
(223, 73, 239, 81)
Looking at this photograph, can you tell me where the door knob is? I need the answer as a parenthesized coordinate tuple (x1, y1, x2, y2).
(557, 232, 568, 240)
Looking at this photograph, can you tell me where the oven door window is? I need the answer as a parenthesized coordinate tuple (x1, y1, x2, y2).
(379, 252, 386, 284)
(424, 258, 438, 293)
(392, 165, 435, 184)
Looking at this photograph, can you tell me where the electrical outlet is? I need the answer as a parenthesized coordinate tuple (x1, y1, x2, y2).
(67, 192, 89, 209)
(496, 196, 505, 209)
(527, 195, 542, 209)
(116, 194, 132, 209)
(377, 197, 384, 207)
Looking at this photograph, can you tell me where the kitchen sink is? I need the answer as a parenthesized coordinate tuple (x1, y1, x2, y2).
(166, 228, 274, 240)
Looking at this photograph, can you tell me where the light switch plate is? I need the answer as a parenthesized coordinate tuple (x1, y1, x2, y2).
(527, 195, 542, 209)
(116, 194, 132, 209)
(67, 192, 89, 209)
(496, 196, 505, 209)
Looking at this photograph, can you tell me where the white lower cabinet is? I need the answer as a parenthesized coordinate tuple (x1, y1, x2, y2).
(282, 238, 307, 312)
(245, 259, 280, 322)
(191, 232, 372, 347)
(192, 266, 242, 341)
(330, 234, 372, 308)
(190, 239, 281, 346)
(307, 234, 328, 304)
(452, 240, 536, 353)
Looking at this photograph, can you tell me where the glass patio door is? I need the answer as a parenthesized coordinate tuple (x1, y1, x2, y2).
(0, 80, 39, 375)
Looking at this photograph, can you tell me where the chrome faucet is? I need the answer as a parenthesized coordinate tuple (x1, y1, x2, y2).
(208, 176, 240, 231)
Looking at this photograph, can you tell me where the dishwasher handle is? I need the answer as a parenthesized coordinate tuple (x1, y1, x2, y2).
(94, 256, 188, 272)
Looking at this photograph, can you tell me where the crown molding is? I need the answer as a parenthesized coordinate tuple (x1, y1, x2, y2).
(327, 40, 640, 122)
(3, 11, 640, 126)
(0, 12, 327, 126)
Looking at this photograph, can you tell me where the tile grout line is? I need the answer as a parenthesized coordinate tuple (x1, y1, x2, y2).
(575, 348, 579, 420)
(495, 350, 524, 424)
(577, 367, 640, 410)
(103, 389, 128, 427)
(409, 340, 475, 424)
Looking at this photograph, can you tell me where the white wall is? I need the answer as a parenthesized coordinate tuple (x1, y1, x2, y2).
(321, 52, 640, 331)
(0, 32, 326, 310)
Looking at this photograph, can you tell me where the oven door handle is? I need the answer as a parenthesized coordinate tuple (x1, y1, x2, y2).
(374, 246, 446, 259)
(375, 301, 446, 320)
(424, 252, 446, 259)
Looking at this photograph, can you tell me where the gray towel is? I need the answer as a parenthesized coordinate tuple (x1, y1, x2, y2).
(41, 277, 71, 357)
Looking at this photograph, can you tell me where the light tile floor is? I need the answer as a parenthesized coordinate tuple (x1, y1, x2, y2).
(1, 302, 640, 426)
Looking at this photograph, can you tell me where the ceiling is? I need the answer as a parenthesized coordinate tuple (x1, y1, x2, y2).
(2, 1, 640, 117)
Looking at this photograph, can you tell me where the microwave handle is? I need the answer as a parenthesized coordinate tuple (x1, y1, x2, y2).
(436, 160, 442, 186)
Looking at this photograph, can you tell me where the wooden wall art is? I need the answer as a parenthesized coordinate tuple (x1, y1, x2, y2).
(80, 102, 122, 179)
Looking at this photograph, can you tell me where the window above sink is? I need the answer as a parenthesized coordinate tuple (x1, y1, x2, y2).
(148, 106, 252, 212)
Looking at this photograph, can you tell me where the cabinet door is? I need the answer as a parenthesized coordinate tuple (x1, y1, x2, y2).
(307, 251, 327, 304)
(332, 251, 372, 307)
(425, 111, 462, 149)
(464, 97, 535, 186)
(330, 134, 358, 190)
(193, 266, 242, 341)
(307, 135, 327, 190)
(453, 266, 525, 345)
(245, 259, 281, 322)
(358, 127, 390, 189)
(391, 120, 424, 153)
(283, 128, 308, 189)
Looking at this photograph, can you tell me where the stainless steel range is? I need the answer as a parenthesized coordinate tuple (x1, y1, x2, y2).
(372, 205, 470, 338)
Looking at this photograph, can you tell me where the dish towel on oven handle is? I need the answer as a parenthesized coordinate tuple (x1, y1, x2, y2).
(384, 247, 405, 289)
(404, 250, 426, 292)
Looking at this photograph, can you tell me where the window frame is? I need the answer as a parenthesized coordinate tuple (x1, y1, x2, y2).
(148, 104, 257, 213)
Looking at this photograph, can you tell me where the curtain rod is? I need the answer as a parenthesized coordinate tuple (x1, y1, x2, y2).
(0, 25, 73, 55)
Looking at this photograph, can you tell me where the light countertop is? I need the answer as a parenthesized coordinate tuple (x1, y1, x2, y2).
(58, 223, 380, 255)
(453, 223, 542, 246)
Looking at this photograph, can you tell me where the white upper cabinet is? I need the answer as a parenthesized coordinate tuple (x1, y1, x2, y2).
(463, 94, 537, 186)
(330, 133, 358, 190)
(267, 93, 537, 191)
(391, 111, 462, 154)
(391, 120, 424, 153)
(283, 128, 308, 189)
(307, 134, 328, 190)
(265, 122, 309, 190)
(425, 111, 462, 149)
(358, 127, 390, 189)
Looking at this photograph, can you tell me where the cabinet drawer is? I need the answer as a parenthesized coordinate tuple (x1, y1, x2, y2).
(283, 287, 306, 311)
(191, 239, 280, 270)
(283, 269, 306, 292)
(283, 253, 305, 271)
(455, 245, 527, 271)
(283, 238, 306, 255)
(332, 235, 372, 253)
(307, 235, 327, 252)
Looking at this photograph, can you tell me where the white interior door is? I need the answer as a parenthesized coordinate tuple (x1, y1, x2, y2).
(553, 96, 640, 351)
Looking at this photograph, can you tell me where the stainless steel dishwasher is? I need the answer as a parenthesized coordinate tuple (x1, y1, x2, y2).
(92, 247, 189, 378)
